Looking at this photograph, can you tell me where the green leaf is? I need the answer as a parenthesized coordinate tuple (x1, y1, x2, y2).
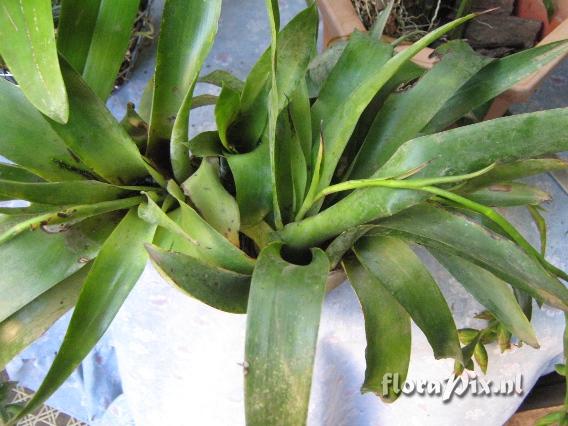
(0, 265, 90, 370)
(12, 208, 156, 421)
(215, 85, 242, 151)
(0, 180, 147, 205)
(370, 204, 568, 311)
(465, 183, 551, 207)
(47, 60, 148, 185)
(78, 0, 140, 100)
(305, 40, 347, 97)
(430, 249, 538, 348)
(0, 212, 120, 322)
(473, 342, 488, 374)
(0, 79, 92, 181)
(0, 0, 68, 123)
(349, 41, 492, 179)
(147, 0, 222, 166)
(316, 14, 478, 194)
(325, 225, 374, 269)
(288, 79, 312, 166)
(188, 131, 224, 158)
(245, 243, 329, 426)
(199, 70, 244, 92)
(458, 158, 568, 192)
(528, 205, 547, 256)
(280, 108, 568, 248)
(343, 256, 411, 402)
(138, 195, 254, 274)
(0, 164, 43, 183)
(425, 40, 568, 133)
(146, 244, 250, 314)
(227, 139, 272, 227)
(354, 236, 462, 361)
(182, 159, 240, 245)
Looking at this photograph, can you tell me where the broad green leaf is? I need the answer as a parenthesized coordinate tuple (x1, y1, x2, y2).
(199, 70, 244, 92)
(0, 0, 68, 122)
(147, 0, 222, 166)
(188, 131, 224, 157)
(245, 243, 329, 426)
(0, 265, 91, 370)
(231, 4, 319, 150)
(0, 79, 92, 181)
(138, 196, 254, 274)
(325, 225, 374, 269)
(343, 256, 411, 402)
(215, 85, 242, 151)
(315, 14, 478, 194)
(80, 0, 140, 100)
(0, 180, 146, 205)
(279, 108, 568, 248)
(430, 249, 538, 348)
(0, 164, 43, 183)
(370, 204, 568, 311)
(12, 209, 156, 421)
(0, 212, 120, 322)
(288, 79, 312, 165)
(424, 40, 568, 133)
(305, 40, 347, 97)
(146, 245, 250, 314)
(48, 61, 148, 185)
(227, 139, 272, 227)
(354, 236, 462, 361)
(465, 183, 551, 206)
(459, 158, 568, 192)
(182, 159, 240, 245)
(349, 41, 491, 179)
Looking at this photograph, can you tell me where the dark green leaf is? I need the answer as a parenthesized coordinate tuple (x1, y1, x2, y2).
(465, 183, 551, 206)
(325, 225, 374, 269)
(215, 85, 242, 151)
(146, 244, 250, 314)
(0, 0, 68, 122)
(199, 70, 244, 92)
(430, 249, 538, 347)
(188, 131, 224, 157)
(245, 243, 329, 426)
(0, 164, 43, 183)
(13, 209, 156, 421)
(343, 256, 411, 401)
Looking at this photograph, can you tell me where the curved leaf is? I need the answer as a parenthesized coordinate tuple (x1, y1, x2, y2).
(354, 236, 462, 361)
(147, 0, 222, 166)
(430, 249, 538, 348)
(12, 208, 156, 421)
(0, 164, 43, 183)
(182, 159, 240, 245)
(343, 256, 411, 401)
(465, 183, 551, 207)
(245, 243, 329, 426)
(371, 204, 568, 311)
(0, 265, 90, 370)
(199, 70, 244, 92)
(280, 108, 568, 248)
(146, 244, 250, 314)
(0, 0, 68, 122)
(0, 79, 92, 181)
(0, 212, 120, 322)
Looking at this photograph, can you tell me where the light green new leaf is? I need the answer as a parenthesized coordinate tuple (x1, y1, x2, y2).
(0, 213, 120, 322)
(147, 245, 250, 314)
(430, 249, 538, 347)
(139, 195, 254, 274)
(458, 158, 568, 192)
(354, 236, 462, 361)
(424, 40, 568, 133)
(0, 265, 91, 370)
(48, 60, 148, 185)
(0, 0, 68, 123)
(0, 78, 92, 181)
(343, 256, 411, 401)
(465, 183, 551, 207)
(147, 0, 222, 166)
(0, 164, 43, 183)
(182, 159, 240, 245)
(188, 131, 224, 158)
(349, 41, 492, 179)
(280, 108, 568, 248)
(12, 209, 156, 421)
(245, 243, 329, 426)
(371, 204, 568, 311)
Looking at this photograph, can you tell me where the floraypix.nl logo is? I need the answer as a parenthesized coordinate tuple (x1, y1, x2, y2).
(381, 373, 524, 402)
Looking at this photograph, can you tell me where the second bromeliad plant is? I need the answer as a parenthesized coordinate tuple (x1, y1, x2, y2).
(1, 0, 568, 424)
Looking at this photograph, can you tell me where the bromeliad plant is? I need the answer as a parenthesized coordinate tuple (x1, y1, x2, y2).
(1, 0, 568, 424)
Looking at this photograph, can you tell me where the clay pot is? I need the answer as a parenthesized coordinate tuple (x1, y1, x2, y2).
(317, 0, 568, 119)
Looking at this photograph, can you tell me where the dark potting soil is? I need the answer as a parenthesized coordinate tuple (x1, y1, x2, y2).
(353, 0, 544, 58)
